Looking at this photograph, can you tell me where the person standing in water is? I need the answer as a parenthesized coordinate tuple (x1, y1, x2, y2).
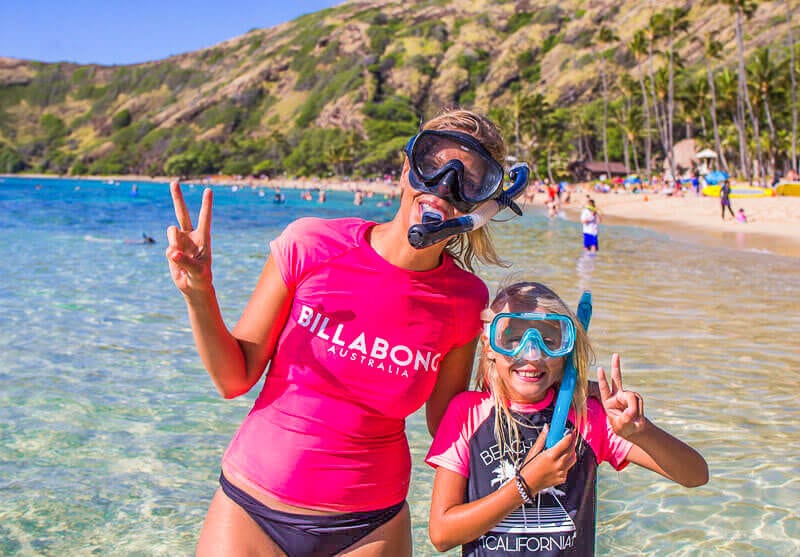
(580, 198, 600, 252)
(426, 281, 708, 556)
(166, 109, 514, 556)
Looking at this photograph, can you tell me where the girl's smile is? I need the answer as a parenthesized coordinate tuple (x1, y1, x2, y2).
(501, 355, 564, 403)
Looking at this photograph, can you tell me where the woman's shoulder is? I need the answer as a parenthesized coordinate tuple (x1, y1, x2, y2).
(285, 216, 369, 238)
(440, 261, 489, 303)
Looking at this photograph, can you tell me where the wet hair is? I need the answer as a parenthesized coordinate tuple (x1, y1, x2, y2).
(476, 280, 593, 457)
(418, 107, 508, 272)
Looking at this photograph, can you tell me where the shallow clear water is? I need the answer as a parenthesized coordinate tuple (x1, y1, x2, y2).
(1, 177, 798, 556)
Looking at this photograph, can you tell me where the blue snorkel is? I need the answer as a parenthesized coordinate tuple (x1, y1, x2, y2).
(407, 163, 529, 249)
(545, 291, 592, 449)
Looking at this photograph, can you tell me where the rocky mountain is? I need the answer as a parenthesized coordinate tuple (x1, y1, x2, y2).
(0, 0, 796, 177)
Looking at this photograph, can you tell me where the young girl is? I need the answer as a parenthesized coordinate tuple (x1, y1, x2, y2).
(426, 281, 708, 556)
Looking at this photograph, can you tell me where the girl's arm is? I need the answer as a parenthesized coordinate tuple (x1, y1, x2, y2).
(597, 353, 708, 488)
(623, 421, 708, 487)
(425, 337, 478, 436)
(429, 428, 577, 552)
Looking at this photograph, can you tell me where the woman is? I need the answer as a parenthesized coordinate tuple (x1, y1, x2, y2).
(166, 109, 510, 556)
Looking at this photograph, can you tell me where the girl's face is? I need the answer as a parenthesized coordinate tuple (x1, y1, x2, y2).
(487, 304, 567, 403)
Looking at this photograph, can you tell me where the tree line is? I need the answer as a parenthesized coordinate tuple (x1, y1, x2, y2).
(489, 0, 798, 185)
(2, 1, 797, 184)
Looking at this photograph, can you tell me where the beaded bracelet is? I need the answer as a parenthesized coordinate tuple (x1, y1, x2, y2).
(515, 472, 534, 505)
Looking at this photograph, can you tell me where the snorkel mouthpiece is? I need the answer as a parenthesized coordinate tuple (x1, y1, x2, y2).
(421, 164, 469, 212)
(407, 162, 530, 249)
(421, 210, 444, 224)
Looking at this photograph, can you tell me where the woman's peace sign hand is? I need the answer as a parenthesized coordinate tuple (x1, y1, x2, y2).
(597, 353, 647, 440)
(166, 181, 214, 298)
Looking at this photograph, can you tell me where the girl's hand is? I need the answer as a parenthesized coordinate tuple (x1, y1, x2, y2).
(521, 425, 577, 492)
(165, 181, 214, 298)
(597, 353, 647, 439)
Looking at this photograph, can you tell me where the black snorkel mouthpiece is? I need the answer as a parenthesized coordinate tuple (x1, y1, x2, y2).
(420, 163, 471, 213)
(407, 162, 530, 249)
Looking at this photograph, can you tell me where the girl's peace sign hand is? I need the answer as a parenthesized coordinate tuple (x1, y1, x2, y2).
(597, 353, 647, 440)
(166, 181, 214, 298)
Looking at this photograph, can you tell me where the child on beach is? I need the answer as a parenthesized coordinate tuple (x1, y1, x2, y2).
(736, 207, 748, 223)
(426, 281, 708, 556)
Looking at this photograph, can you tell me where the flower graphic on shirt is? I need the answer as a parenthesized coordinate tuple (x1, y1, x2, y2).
(490, 459, 516, 487)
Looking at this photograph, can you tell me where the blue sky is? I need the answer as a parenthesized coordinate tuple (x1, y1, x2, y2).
(1, 0, 343, 65)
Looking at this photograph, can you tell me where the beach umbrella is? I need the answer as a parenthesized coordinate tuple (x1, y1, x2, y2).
(704, 170, 728, 185)
(695, 148, 718, 159)
(623, 175, 641, 185)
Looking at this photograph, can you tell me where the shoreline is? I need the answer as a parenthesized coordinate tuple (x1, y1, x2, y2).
(0, 172, 400, 195)
(523, 185, 800, 259)
(4, 173, 799, 258)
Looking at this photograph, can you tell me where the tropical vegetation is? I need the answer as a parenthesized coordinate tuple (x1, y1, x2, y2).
(0, 0, 797, 184)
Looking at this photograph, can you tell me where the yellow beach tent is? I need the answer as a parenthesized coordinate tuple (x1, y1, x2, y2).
(702, 185, 776, 198)
(775, 182, 800, 196)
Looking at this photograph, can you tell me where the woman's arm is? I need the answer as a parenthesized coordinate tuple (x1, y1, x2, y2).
(183, 255, 292, 399)
(425, 337, 478, 436)
(167, 183, 293, 398)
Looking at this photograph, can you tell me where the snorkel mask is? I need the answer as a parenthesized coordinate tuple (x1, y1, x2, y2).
(481, 292, 593, 450)
(404, 130, 506, 213)
(483, 311, 576, 362)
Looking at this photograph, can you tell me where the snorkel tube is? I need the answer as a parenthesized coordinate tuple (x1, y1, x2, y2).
(407, 163, 530, 249)
(545, 291, 593, 449)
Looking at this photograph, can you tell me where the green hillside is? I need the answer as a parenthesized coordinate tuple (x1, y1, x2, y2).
(0, 0, 797, 181)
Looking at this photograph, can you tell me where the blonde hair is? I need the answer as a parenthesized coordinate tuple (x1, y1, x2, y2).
(419, 107, 508, 272)
(476, 281, 593, 457)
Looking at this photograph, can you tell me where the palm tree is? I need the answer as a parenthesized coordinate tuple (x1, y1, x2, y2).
(716, 68, 742, 175)
(538, 106, 568, 184)
(596, 25, 620, 176)
(677, 71, 708, 139)
(645, 13, 672, 177)
(719, 0, 760, 181)
(629, 30, 654, 179)
(692, 31, 729, 172)
(785, 0, 798, 173)
(511, 92, 539, 162)
(747, 48, 783, 176)
(614, 75, 645, 176)
(651, 7, 690, 181)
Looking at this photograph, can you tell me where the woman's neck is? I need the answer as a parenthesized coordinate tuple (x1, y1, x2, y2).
(369, 220, 444, 271)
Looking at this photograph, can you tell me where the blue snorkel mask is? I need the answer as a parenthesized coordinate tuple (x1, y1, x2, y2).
(481, 291, 593, 449)
(484, 312, 576, 362)
(404, 130, 506, 213)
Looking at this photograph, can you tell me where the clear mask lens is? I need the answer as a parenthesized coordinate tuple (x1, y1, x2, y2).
(489, 313, 575, 359)
(407, 131, 504, 204)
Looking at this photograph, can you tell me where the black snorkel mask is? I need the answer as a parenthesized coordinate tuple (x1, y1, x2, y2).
(404, 130, 506, 214)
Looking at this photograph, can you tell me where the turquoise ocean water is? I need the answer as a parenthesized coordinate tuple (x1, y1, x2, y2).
(1, 176, 798, 556)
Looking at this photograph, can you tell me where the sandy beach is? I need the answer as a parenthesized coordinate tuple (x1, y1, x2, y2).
(525, 185, 800, 259)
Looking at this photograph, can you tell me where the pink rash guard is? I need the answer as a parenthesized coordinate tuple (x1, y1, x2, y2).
(222, 217, 488, 512)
